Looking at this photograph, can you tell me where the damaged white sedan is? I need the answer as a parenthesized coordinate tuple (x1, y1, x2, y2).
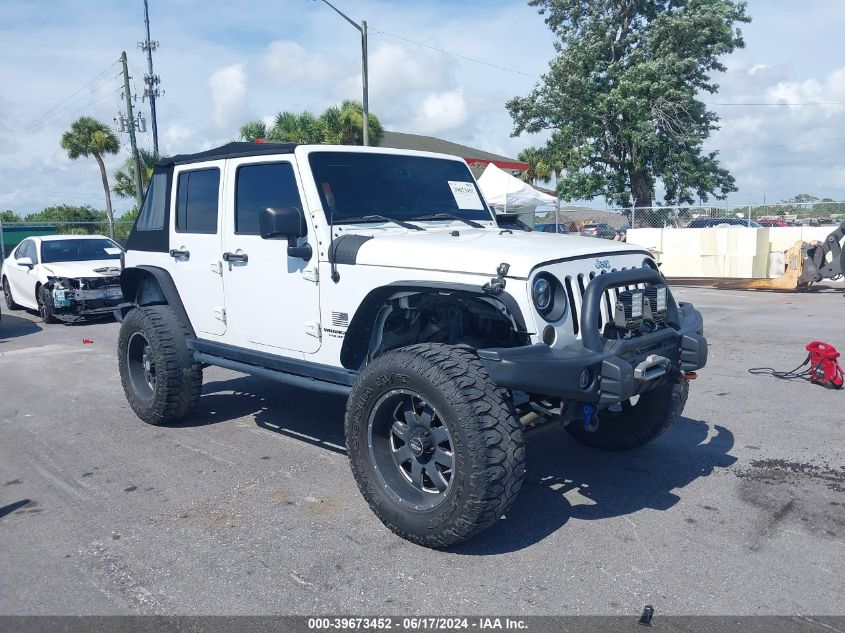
(2, 234, 124, 323)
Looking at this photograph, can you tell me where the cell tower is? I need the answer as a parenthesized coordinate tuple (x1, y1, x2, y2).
(138, 0, 162, 155)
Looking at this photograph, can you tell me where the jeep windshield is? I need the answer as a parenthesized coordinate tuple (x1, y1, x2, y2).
(308, 151, 494, 224)
(40, 238, 122, 263)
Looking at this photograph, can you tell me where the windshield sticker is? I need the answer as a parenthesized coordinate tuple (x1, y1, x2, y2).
(447, 181, 484, 210)
(104, 247, 122, 255)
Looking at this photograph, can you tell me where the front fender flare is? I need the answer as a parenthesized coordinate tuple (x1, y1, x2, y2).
(340, 281, 528, 370)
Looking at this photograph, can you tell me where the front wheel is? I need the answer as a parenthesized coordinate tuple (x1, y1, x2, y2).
(566, 376, 689, 450)
(345, 343, 525, 548)
(37, 286, 58, 324)
(117, 305, 202, 425)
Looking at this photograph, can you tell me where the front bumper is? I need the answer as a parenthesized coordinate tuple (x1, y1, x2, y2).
(478, 268, 707, 405)
(50, 282, 124, 319)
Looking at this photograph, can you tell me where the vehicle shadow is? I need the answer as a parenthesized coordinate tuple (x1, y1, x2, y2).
(0, 313, 42, 340)
(180, 375, 735, 554)
(178, 374, 348, 453)
(450, 417, 736, 555)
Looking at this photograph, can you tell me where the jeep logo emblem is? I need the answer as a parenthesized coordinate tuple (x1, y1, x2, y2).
(595, 259, 611, 270)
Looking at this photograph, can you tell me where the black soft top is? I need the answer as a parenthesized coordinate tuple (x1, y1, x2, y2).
(157, 141, 298, 167)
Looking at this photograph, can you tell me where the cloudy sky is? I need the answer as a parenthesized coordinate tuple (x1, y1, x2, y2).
(1, 0, 844, 216)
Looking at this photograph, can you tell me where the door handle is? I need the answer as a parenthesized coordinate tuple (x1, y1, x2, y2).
(169, 249, 190, 260)
(223, 251, 248, 263)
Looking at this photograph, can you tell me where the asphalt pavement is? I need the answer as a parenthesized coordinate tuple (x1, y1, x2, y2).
(0, 285, 843, 616)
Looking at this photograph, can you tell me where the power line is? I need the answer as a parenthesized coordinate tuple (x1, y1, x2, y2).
(24, 80, 123, 133)
(706, 101, 845, 106)
(23, 62, 120, 130)
(0, 190, 112, 201)
(370, 27, 539, 78)
(730, 135, 845, 151)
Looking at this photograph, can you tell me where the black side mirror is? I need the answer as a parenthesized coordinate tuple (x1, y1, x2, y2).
(260, 206, 312, 260)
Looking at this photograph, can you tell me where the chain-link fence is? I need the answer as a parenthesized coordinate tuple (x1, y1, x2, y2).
(533, 201, 845, 238)
(0, 221, 136, 261)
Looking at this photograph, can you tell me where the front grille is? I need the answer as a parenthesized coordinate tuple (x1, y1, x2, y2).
(81, 276, 121, 290)
(563, 267, 647, 336)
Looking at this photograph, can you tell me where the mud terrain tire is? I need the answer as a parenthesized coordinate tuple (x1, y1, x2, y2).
(346, 343, 525, 548)
(118, 305, 202, 425)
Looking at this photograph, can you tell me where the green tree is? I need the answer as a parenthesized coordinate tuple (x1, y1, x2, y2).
(320, 100, 384, 146)
(26, 204, 108, 234)
(113, 207, 140, 244)
(113, 149, 159, 200)
(60, 116, 120, 238)
(517, 147, 559, 184)
(507, 0, 750, 212)
(239, 120, 268, 143)
(239, 100, 384, 146)
(1, 210, 22, 223)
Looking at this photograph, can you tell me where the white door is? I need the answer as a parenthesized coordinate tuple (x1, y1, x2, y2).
(167, 163, 226, 336)
(6, 239, 39, 307)
(221, 157, 320, 353)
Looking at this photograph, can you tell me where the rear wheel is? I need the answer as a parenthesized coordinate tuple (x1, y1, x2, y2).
(3, 277, 20, 310)
(346, 343, 525, 548)
(118, 305, 202, 425)
(566, 376, 689, 450)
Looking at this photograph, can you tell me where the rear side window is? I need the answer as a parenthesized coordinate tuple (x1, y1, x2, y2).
(136, 171, 168, 231)
(176, 168, 220, 234)
(235, 163, 303, 235)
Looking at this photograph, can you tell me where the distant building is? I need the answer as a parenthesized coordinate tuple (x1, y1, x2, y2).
(380, 131, 529, 175)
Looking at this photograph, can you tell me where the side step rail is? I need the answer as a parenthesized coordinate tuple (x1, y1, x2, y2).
(193, 352, 352, 397)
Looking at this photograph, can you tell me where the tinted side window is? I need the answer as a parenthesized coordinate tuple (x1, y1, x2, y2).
(136, 171, 168, 231)
(25, 241, 38, 262)
(14, 240, 29, 259)
(176, 168, 220, 234)
(235, 163, 302, 235)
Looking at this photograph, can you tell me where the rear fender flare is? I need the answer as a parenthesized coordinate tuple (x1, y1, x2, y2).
(119, 266, 194, 336)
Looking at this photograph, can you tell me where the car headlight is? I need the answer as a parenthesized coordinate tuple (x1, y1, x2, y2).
(532, 277, 552, 313)
(531, 273, 566, 322)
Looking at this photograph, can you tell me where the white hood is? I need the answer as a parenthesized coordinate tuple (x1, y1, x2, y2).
(42, 260, 122, 278)
(349, 227, 647, 278)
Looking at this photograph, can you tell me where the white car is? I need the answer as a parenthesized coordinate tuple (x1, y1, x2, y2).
(2, 234, 124, 323)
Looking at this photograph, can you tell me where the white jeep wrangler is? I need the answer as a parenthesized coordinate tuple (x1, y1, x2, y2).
(116, 142, 707, 548)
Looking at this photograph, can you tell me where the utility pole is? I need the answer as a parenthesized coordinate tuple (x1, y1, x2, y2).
(361, 19, 369, 146)
(139, 0, 162, 155)
(120, 51, 145, 210)
(312, 0, 369, 145)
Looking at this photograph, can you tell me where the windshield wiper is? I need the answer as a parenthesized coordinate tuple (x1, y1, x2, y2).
(337, 214, 424, 231)
(409, 213, 484, 229)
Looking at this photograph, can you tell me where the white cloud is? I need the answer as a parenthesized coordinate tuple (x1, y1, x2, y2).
(258, 41, 337, 86)
(412, 89, 468, 134)
(208, 64, 249, 128)
(767, 66, 845, 116)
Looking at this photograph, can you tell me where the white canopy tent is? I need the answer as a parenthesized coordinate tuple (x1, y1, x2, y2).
(477, 163, 557, 226)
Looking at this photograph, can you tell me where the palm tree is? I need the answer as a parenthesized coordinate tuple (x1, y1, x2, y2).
(268, 111, 324, 144)
(239, 101, 384, 147)
(112, 148, 159, 200)
(60, 116, 120, 238)
(517, 147, 554, 185)
(239, 120, 267, 143)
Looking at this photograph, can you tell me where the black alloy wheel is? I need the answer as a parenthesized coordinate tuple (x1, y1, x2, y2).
(368, 389, 455, 510)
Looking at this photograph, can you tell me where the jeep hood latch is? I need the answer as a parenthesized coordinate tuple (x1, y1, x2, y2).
(482, 262, 510, 295)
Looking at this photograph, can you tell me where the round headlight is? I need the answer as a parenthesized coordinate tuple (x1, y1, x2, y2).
(532, 276, 552, 313)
